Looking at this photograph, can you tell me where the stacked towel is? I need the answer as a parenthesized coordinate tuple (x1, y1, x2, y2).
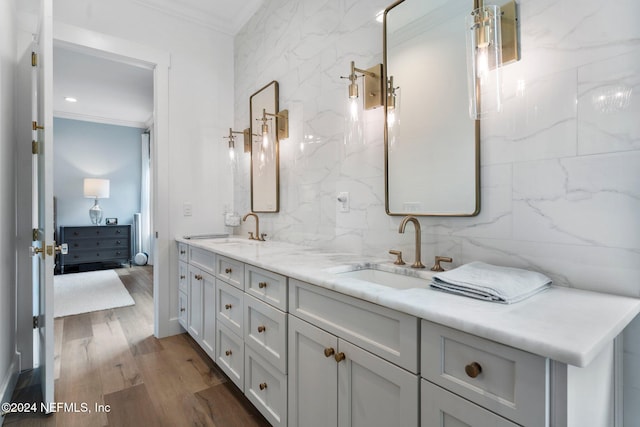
(431, 261, 551, 304)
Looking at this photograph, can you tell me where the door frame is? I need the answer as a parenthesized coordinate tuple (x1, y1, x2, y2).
(50, 23, 173, 338)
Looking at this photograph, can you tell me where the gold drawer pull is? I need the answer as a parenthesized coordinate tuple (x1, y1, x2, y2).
(225, 304, 232, 310)
(324, 347, 335, 358)
(258, 281, 267, 289)
(257, 325, 266, 333)
(465, 362, 482, 378)
(225, 268, 232, 274)
(259, 382, 267, 391)
(334, 352, 346, 363)
(225, 350, 232, 356)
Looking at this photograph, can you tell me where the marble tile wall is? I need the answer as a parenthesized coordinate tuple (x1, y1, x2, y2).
(234, 1, 640, 419)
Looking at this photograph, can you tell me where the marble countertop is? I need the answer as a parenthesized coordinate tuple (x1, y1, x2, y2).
(177, 237, 640, 368)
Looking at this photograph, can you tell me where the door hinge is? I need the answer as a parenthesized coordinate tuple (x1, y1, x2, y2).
(32, 121, 44, 131)
(33, 315, 39, 329)
(32, 228, 39, 241)
(31, 52, 38, 67)
(32, 140, 39, 154)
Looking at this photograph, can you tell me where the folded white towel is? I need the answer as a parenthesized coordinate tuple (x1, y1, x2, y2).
(431, 261, 551, 304)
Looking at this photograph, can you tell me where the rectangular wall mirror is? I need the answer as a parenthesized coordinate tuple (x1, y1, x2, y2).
(384, 0, 480, 216)
(250, 81, 280, 212)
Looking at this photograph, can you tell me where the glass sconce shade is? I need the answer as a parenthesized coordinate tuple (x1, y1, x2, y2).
(466, 4, 503, 119)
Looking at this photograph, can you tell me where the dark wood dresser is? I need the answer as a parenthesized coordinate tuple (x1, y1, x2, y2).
(59, 225, 131, 273)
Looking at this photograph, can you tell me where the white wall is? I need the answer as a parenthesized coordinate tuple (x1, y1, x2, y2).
(233, 0, 640, 423)
(0, 0, 19, 414)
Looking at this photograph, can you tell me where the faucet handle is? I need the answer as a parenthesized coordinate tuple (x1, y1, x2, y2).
(431, 256, 453, 272)
(389, 250, 406, 265)
(260, 233, 267, 241)
(248, 231, 255, 240)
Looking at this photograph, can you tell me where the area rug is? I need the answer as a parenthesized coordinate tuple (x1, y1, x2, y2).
(54, 269, 135, 318)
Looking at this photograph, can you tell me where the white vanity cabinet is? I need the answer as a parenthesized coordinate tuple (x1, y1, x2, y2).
(288, 279, 419, 427)
(186, 247, 216, 360)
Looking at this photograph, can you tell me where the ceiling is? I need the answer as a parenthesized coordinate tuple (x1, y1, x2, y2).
(53, 0, 263, 128)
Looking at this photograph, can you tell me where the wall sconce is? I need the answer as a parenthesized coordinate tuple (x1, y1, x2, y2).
(254, 108, 288, 169)
(386, 75, 401, 150)
(223, 127, 251, 169)
(341, 61, 383, 145)
(83, 178, 110, 225)
(466, 0, 519, 119)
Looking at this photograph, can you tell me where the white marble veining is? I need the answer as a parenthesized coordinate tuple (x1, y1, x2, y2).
(178, 237, 640, 368)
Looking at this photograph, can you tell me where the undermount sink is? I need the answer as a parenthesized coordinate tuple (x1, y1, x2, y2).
(331, 264, 435, 290)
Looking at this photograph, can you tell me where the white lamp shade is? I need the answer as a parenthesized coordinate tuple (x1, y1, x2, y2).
(83, 178, 110, 199)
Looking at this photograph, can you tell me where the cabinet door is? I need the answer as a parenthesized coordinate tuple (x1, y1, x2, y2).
(421, 380, 518, 427)
(216, 322, 244, 391)
(201, 271, 216, 359)
(337, 339, 419, 427)
(288, 315, 338, 427)
(188, 265, 203, 341)
(178, 291, 188, 329)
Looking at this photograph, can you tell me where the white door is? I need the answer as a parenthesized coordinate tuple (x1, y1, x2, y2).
(31, 0, 55, 409)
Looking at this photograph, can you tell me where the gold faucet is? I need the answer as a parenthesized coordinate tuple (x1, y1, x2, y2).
(398, 216, 425, 268)
(243, 212, 266, 241)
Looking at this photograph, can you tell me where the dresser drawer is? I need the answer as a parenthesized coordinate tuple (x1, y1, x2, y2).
(64, 248, 129, 264)
(421, 320, 547, 427)
(216, 279, 243, 336)
(67, 237, 128, 250)
(216, 255, 244, 289)
(245, 264, 287, 311)
(64, 225, 129, 238)
(421, 380, 518, 427)
(244, 295, 287, 373)
(178, 242, 189, 262)
(178, 261, 188, 294)
(244, 346, 287, 427)
(188, 247, 215, 275)
(216, 322, 244, 391)
(289, 279, 419, 373)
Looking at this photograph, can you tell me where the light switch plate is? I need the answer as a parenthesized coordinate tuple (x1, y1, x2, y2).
(183, 202, 192, 216)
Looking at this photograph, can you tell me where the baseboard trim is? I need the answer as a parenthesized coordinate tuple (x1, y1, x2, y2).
(0, 353, 20, 422)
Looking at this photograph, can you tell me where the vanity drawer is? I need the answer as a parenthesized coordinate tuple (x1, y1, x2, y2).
(421, 320, 547, 427)
(289, 279, 419, 373)
(216, 279, 243, 336)
(216, 322, 244, 391)
(421, 380, 518, 427)
(244, 345, 287, 427)
(245, 264, 288, 311)
(178, 242, 189, 262)
(216, 255, 244, 289)
(244, 295, 287, 373)
(178, 261, 188, 294)
(188, 247, 215, 275)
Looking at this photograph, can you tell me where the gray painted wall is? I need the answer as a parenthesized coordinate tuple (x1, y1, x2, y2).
(53, 118, 143, 231)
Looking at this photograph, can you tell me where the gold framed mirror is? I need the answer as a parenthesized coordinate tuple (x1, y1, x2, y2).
(250, 81, 280, 213)
(383, 0, 480, 216)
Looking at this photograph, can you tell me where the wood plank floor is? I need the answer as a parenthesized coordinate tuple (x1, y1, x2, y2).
(5, 266, 270, 427)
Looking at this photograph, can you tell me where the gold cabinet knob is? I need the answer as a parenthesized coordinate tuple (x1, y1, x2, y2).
(225, 304, 232, 310)
(180, 250, 186, 255)
(324, 347, 335, 358)
(180, 275, 186, 280)
(465, 362, 482, 378)
(334, 352, 346, 363)
(225, 350, 232, 356)
(259, 382, 268, 391)
(258, 281, 267, 289)
(180, 307, 185, 312)
(225, 268, 232, 274)
(257, 325, 266, 333)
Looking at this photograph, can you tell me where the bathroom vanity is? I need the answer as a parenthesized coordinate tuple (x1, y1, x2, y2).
(175, 237, 640, 427)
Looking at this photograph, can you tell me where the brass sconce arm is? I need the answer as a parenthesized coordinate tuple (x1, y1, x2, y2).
(340, 60, 384, 110)
(258, 108, 289, 140)
(224, 127, 252, 153)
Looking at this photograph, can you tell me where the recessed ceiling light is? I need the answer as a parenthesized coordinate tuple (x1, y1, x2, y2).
(64, 97, 77, 103)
